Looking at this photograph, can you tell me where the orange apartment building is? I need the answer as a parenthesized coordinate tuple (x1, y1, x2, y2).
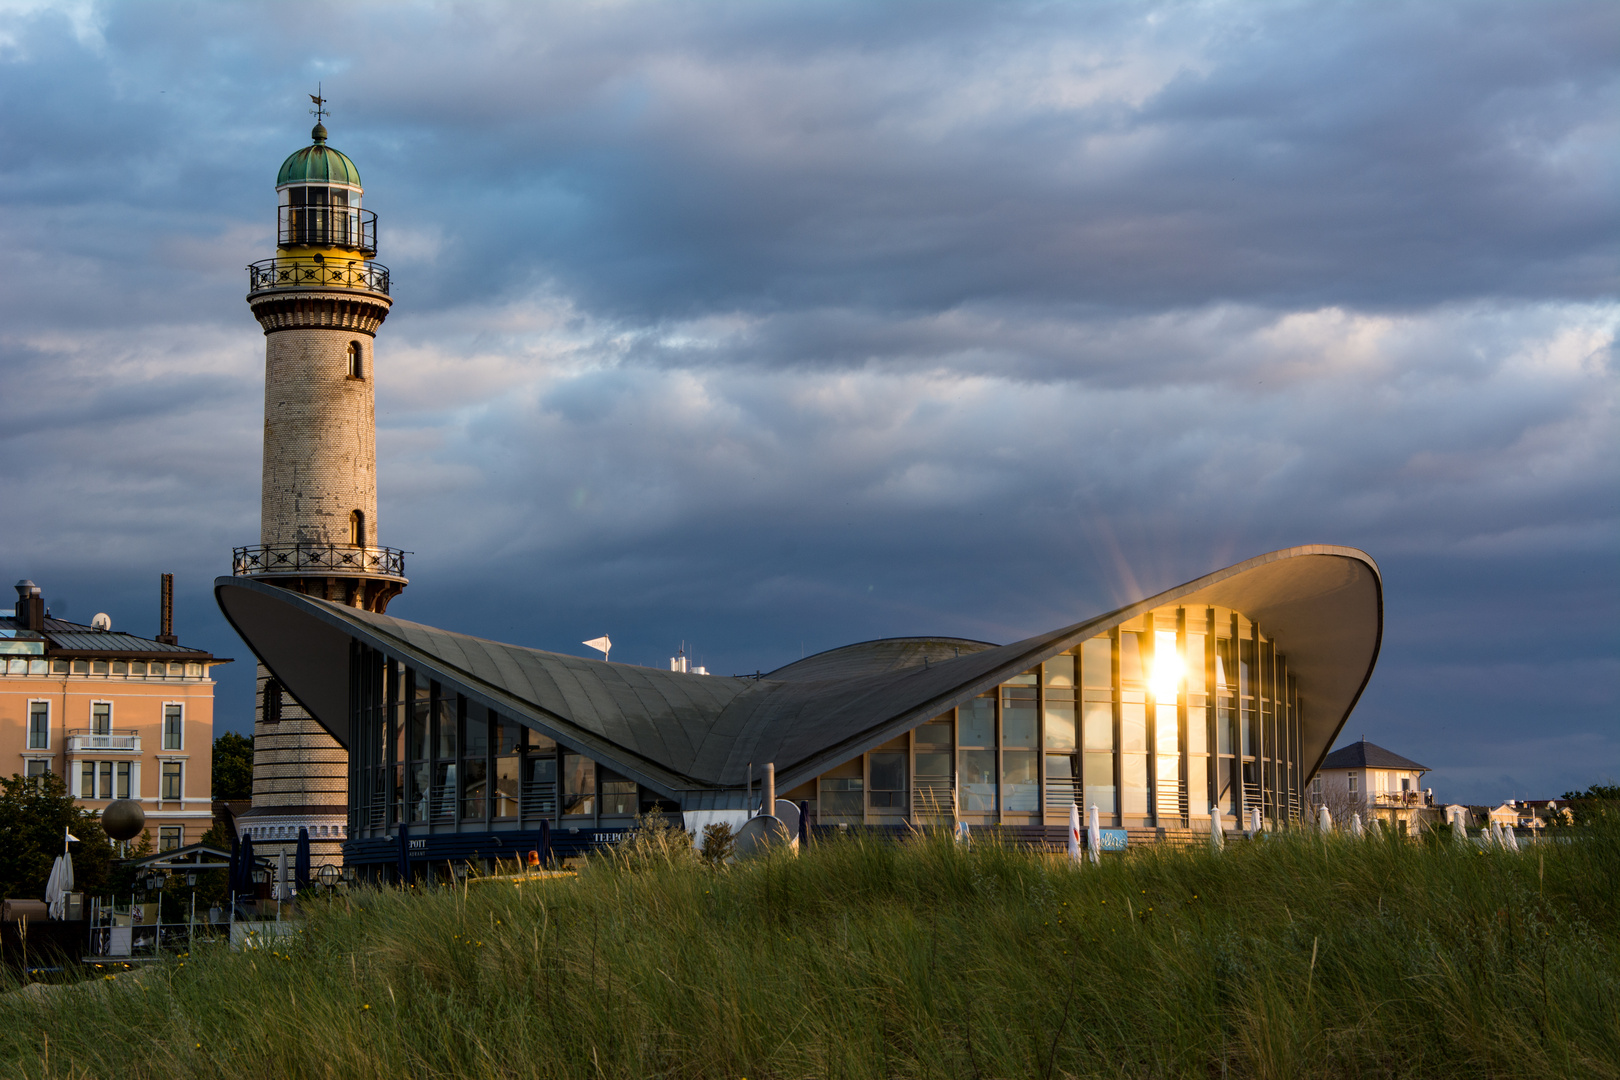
(2, 578, 228, 850)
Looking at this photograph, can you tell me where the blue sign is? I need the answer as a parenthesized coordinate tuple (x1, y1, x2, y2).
(1095, 829, 1128, 852)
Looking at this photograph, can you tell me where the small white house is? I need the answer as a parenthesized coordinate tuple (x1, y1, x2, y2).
(1309, 738, 1432, 833)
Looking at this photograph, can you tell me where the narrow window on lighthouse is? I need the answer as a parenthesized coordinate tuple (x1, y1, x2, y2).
(347, 341, 364, 379)
(350, 509, 367, 548)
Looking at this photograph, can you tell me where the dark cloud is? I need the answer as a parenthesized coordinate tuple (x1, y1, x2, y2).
(0, 0, 1614, 804)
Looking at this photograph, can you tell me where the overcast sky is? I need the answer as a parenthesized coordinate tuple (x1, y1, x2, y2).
(2, 0, 1614, 804)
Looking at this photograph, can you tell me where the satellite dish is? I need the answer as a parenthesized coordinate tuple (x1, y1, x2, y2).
(731, 815, 792, 861)
(91, 613, 112, 631)
(774, 799, 801, 839)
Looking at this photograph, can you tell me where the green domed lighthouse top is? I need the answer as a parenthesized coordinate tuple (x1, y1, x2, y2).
(277, 123, 362, 189)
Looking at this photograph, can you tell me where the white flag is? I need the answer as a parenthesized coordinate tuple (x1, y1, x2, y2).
(65, 828, 80, 843)
(582, 636, 611, 658)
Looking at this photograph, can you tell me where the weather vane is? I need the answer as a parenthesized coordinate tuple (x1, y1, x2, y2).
(309, 83, 328, 124)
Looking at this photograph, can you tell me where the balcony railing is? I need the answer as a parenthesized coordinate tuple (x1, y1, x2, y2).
(278, 205, 377, 254)
(1372, 791, 1430, 808)
(247, 257, 390, 296)
(67, 729, 140, 752)
(233, 543, 407, 580)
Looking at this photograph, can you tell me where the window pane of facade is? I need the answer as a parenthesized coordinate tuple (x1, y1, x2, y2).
(1043, 700, 1075, 750)
(432, 762, 456, 820)
(92, 702, 111, 735)
(161, 762, 182, 800)
(1187, 705, 1208, 754)
(99, 761, 114, 800)
(409, 681, 430, 762)
(81, 762, 95, 798)
(1043, 654, 1075, 688)
(1001, 688, 1037, 747)
(959, 749, 996, 813)
(1080, 636, 1111, 688)
(869, 752, 905, 809)
(563, 754, 595, 815)
(116, 762, 131, 800)
(1185, 632, 1205, 692)
(959, 696, 995, 747)
(1001, 750, 1038, 813)
(28, 702, 48, 748)
(435, 688, 457, 760)
(163, 704, 183, 749)
(410, 763, 430, 821)
(527, 755, 558, 815)
(1188, 756, 1209, 814)
(1083, 752, 1115, 813)
(1046, 753, 1079, 808)
(160, 826, 182, 852)
(1121, 703, 1146, 752)
(1119, 632, 1144, 686)
(1155, 704, 1179, 756)
(600, 771, 637, 815)
(819, 777, 862, 823)
(914, 719, 952, 748)
(462, 758, 488, 820)
(1121, 754, 1147, 815)
(494, 757, 520, 818)
(1082, 702, 1113, 751)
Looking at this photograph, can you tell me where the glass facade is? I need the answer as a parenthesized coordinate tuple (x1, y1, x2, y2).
(807, 603, 1306, 829)
(348, 646, 663, 841)
(345, 602, 1307, 844)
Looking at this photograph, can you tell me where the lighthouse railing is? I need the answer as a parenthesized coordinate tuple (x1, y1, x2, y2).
(232, 543, 408, 579)
(247, 257, 390, 296)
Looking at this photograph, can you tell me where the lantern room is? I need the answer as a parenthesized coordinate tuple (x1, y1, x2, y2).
(274, 123, 376, 257)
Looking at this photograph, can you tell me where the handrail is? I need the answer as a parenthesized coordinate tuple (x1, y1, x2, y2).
(247, 257, 390, 295)
(66, 729, 141, 751)
(233, 543, 407, 579)
(278, 205, 377, 254)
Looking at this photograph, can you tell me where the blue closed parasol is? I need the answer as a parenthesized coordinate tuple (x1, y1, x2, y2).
(295, 827, 312, 891)
(237, 832, 257, 898)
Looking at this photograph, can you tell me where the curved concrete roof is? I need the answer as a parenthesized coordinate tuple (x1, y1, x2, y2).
(216, 544, 1381, 806)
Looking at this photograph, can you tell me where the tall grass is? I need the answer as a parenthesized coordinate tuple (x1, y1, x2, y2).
(3, 817, 1618, 1079)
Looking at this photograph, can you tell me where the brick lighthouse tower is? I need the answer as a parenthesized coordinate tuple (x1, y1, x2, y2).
(230, 99, 406, 868)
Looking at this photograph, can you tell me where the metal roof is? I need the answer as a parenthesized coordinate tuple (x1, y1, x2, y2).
(0, 615, 217, 657)
(277, 127, 362, 189)
(1319, 739, 1429, 773)
(217, 544, 1383, 805)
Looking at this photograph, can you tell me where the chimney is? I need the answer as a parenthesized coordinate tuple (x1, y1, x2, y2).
(13, 580, 44, 633)
(156, 573, 178, 645)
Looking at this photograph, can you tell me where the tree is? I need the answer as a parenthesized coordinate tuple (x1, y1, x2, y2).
(212, 731, 254, 801)
(0, 772, 113, 900)
(1561, 783, 1620, 827)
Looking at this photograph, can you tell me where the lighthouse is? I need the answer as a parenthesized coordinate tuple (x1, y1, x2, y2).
(229, 102, 406, 868)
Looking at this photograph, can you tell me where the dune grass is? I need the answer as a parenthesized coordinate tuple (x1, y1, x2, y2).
(3, 817, 1618, 1080)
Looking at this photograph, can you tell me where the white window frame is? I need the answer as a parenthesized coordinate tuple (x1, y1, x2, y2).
(27, 699, 50, 750)
(1348, 772, 1358, 794)
(160, 760, 183, 801)
(90, 699, 113, 734)
(159, 825, 183, 852)
(162, 702, 184, 751)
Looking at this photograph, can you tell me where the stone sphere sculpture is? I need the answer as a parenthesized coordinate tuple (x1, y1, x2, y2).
(101, 799, 146, 842)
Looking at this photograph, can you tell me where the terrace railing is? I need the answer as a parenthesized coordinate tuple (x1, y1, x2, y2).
(67, 729, 140, 752)
(247, 256, 390, 295)
(233, 543, 407, 580)
(278, 205, 377, 254)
